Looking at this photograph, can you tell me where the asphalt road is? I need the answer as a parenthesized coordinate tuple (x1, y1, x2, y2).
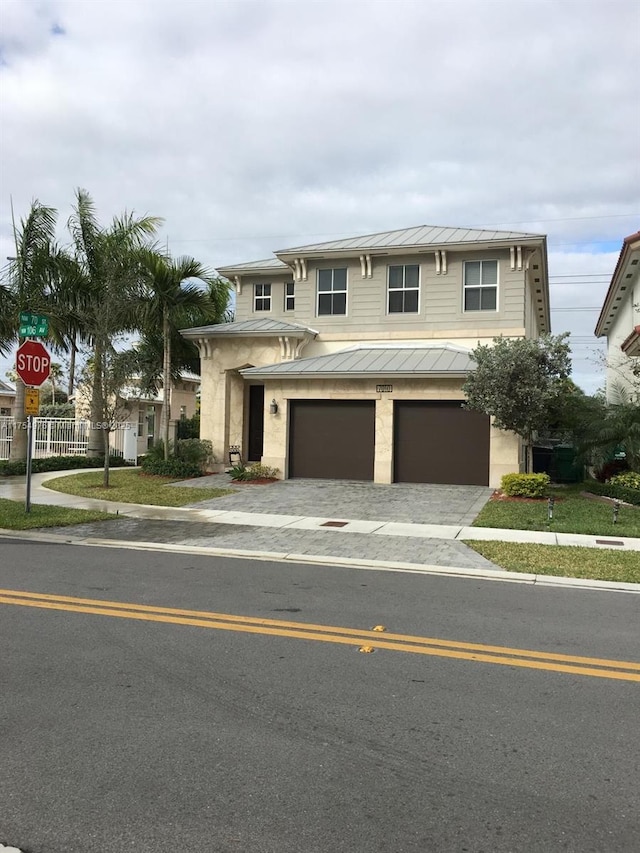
(1, 539, 639, 853)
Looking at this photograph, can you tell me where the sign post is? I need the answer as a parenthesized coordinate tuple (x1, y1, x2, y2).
(15, 341, 50, 514)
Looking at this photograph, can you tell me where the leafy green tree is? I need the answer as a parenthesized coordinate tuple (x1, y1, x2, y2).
(136, 250, 229, 459)
(576, 383, 640, 473)
(463, 334, 572, 472)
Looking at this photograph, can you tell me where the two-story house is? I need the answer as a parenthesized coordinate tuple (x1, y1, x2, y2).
(0, 379, 15, 417)
(181, 225, 550, 487)
(595, 230, 640, 401)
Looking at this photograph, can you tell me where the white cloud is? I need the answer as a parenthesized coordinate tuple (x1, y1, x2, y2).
(1, 0, 638, 392)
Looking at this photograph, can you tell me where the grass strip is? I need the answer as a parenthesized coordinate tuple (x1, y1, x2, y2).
(0, 498, 115, 530)
(472, 486, 640, 538)
(43, 469, 235, 507)
(466, 540, 640, 584)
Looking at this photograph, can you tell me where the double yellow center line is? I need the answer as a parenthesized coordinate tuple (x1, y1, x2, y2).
(1, 588, 639, 682)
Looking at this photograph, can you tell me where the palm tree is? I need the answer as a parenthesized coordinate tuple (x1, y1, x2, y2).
(2, 201, 59, 460)
(138, 249, 229, 459)
(66, 189, 161, 471)
(578, 383, 640, 473)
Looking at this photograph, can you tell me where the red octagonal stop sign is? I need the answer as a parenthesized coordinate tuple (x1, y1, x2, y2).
(16, 340, 51, 387)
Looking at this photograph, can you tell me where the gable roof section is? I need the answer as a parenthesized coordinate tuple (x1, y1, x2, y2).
(275, 224, 544, 257)
(0, 379, 16, 396)
(217, 257, 290, 277)
(180, 318, 318, 339)
(240, 344, 474, 379)
(595, 231, 640, 338)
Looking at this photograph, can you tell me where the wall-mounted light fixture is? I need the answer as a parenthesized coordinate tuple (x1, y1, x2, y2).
(269, 399, 278, 415)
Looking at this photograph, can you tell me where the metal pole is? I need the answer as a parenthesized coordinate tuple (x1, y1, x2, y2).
(25, 414, 33, 513)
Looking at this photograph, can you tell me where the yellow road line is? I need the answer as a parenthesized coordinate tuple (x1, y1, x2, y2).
(0, 589, 639, 682)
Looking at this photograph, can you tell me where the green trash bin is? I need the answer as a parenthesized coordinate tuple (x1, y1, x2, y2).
(551, 445, 583, 484)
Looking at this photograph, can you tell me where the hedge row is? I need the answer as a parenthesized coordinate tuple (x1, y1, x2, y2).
(583, 481, 640, 506)
(140, 457, 203, 479)
(0, 455, 133, 477)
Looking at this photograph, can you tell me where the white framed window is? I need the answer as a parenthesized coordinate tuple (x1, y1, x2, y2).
(317, 268, 347, 315)
(388, 264, 419, 313)
(254, 283, 271, 312)
(464, 260, 498, 311)
(0, 407, 11, 416)
(284, 281, 295, 311)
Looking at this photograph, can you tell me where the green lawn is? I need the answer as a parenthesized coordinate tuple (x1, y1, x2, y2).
(43, 469, 235, 507)
(473, 485, 640, 538)
(466, 540, 640, 584)
(0, 498, 115, 530)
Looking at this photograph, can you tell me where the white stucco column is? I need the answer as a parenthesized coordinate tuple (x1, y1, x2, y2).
(374, 396, 394, 484)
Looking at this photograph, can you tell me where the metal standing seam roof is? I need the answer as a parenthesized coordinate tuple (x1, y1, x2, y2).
(0, 380, 16, 395)
(240, 346, 475, 378)
(217, 257, 290, 273)
(180, 318, 318, 337)
(275, 224, 545, 255)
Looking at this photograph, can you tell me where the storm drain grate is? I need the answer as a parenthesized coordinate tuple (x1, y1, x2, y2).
(595, 539, 624, 546)
(321, 521, 348, 528)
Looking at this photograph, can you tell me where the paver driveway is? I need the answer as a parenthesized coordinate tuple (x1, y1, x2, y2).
(187, 478, 494, 527)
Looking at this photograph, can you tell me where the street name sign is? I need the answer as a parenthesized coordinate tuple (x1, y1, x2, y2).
(19, 312, 48, 338)
(16, 340, 51, 387)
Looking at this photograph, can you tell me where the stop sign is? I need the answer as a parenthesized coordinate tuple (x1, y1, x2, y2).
(16, 340, 51, 387)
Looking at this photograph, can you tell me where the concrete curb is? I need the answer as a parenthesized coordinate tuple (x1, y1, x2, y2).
(1, 528, 638, 594)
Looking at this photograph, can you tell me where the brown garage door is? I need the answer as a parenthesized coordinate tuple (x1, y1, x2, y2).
(394, 402, 490, 486)
(289, 400, 375, 480)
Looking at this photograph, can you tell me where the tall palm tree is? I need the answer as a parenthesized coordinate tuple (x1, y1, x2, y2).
(2, 201, 59, 460)
(66, 189, 161, 467)
(138, 249, 228, 459)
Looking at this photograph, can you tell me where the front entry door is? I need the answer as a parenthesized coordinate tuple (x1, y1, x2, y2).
(248, 385, 265, 462)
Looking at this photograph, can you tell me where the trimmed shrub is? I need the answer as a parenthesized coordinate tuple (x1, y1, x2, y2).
(176, 438, 213, 470)
(501, 472, 550, 498)
(229, 463, 279, 482)
(176, 414, 200, 440)
(584, 481, 640, 506)
(140, 457, 202, 478)
(610, 471, 640, 490)
(0, 455, 131, 477)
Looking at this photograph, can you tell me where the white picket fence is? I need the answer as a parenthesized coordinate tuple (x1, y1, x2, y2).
(0, 416, 129, 461)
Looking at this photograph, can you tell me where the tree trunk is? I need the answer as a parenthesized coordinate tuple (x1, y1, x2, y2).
(9, 377, 27, 461)
(102, 425, 110, 487)
(526, 435, 534, 474)
(67, 337, 77, 398)
(162, 309, 171, 461)
(87, 339, 105, 458)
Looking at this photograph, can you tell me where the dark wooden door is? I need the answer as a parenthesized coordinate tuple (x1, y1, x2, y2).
(248, 385, 264, 462)
(289, 400, 375, 480)
(394, 401, 490, 485)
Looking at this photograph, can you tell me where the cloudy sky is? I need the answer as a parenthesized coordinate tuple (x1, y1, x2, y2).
(1, 0, 638, 392)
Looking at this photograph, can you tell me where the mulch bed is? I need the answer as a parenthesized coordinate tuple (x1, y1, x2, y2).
(490, 490, 558, 504)
(231, 478, 278, 486)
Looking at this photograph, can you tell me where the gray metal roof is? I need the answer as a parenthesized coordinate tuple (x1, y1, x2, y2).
(276, 224, 544, 255)
(0, 379, 16, 395)
(240, 345, 474, 379)
(180, 318, 317, 338)
(217, 257, 290, 273)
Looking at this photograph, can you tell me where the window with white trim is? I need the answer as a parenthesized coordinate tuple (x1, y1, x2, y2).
(254, 283, 271, 312)
(284, 281, 295, 311)
(464, 260, 498, 311)
(388, 264, 419, 313)
(317, 268, 347, 315)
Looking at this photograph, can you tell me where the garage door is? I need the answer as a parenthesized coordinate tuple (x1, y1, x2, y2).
(289, 400, 375, 480)
(394, 402, 490, 486)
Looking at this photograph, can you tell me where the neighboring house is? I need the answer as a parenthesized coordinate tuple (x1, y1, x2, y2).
(0, 379, 16, 417)
(75, 373, 200, 457)
(594, 230, 640, 401)
(181, 224, 550, 487)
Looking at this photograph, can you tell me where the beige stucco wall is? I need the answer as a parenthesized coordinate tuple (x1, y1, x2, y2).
(604, 281, 640, 401)
(0, 394, 14, 416)
(258, 376, 520, 488)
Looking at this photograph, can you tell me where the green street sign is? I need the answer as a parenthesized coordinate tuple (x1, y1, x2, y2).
(19, 313, 48, 337)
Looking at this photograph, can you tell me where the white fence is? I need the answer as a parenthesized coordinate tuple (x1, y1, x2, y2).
(0, 416, 130, 461)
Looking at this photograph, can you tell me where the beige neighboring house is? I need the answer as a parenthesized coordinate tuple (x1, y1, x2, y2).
(75, 373, 200, 457)
(594, 230, 640, 401)
(0, 379, 15, 417)
(181, 224, 551, 487)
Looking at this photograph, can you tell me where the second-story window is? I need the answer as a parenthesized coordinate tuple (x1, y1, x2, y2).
(464, 260, 498, 311)
(254, 283, 271, 312)
(284, 281, 295, 311)
(388, 264, 419, 313)
(317, 268, 347, 315)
